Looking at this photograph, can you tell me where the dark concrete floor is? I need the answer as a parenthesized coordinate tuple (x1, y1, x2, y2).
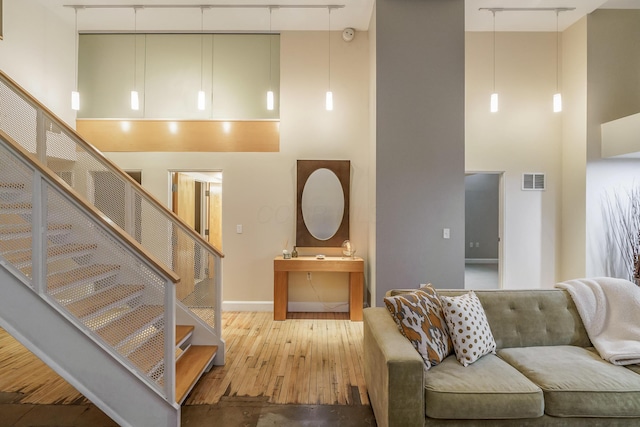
(0, 393, 378, 427)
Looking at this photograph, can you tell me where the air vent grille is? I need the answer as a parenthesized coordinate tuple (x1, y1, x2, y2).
(522, 173, 545, 191)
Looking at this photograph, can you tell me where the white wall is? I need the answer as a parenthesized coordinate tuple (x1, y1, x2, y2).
(0, 0, 76, 126)
(466, 32, 562, 289)
(106, 30, 370, 309)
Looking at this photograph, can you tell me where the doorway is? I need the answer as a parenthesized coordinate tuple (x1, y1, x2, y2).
(170, 171, 222, 250)
(464, 172, 503, 289)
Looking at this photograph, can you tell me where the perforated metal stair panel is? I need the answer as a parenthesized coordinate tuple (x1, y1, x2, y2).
(0, 144, 35, 286)
(44, 183, 169, 387)
(0, 79, 37, 153)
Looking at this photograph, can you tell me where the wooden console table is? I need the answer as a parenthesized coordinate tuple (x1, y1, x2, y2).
(273, 256, 364, 321)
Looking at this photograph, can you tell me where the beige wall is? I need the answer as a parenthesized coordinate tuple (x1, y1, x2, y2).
(106, 30, 370, 310)
(559, 17, 587, 281)
(466, 32, 562, 289)
(0, 0, 76, 126)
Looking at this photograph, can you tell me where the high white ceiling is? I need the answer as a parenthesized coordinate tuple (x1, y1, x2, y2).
(41, 0, 638, 33)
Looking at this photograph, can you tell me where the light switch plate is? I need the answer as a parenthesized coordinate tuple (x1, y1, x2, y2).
(236, 224, 243, 234)
(443, 228, 450, 239)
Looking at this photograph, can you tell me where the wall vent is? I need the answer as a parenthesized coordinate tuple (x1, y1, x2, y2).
(522, 173, 545, 191)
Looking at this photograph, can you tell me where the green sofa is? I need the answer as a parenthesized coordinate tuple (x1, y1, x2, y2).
(363, 289, 640, 427)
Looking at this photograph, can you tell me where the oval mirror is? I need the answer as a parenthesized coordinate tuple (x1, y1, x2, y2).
(301, 168, 345, 241)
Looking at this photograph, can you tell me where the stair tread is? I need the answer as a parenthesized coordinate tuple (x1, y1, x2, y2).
(0, 223, 71, 235)
(65, 285, 144, 318)
(127, 325, 197, 374)
(3, 243, 97, 265)
(0, 203, 32, 212)
(96, 305, 164, 347)
(48, 264, 121, 290)
(176, 325, 195, 346)
(0, 182, 25, 191)
(176, 345, 218, 403)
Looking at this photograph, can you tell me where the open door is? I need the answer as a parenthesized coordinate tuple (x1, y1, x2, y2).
(464, 172, 503, 289)
(171, 171, 222, 296)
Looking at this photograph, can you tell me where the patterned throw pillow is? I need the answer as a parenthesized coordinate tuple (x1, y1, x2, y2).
(384, 286, 453, 370)
(440, 291, 496, 367)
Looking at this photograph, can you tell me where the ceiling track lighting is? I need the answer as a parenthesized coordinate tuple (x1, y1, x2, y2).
(64, 4, 345, 11)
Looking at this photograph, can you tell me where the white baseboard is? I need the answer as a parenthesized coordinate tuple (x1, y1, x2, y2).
(288, 302, 349, 313)
(465, 258, 498, 264)
(222, 301, 273, 312)
(221, 301, 349, 313)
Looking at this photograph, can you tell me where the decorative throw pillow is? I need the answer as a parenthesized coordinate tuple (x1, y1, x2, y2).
(440, 291, 496, 367)
(384, 286, 453, 370)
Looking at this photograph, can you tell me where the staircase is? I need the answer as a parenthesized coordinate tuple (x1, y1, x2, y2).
(0, 70, 224, 426)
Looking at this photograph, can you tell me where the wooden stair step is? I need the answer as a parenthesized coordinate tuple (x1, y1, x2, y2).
(64, 285, 144, 318)
(96, 305, 164, 347)
(0, 182, 26, 193)
(176, 345, 218, 404)
(3, 243, 97, 265)
(0, 236, 32, 252)
(0, 223, 71, 238)
(0, 203, 32, 215)
(176, 325, 195, 347)
(48, 264, 121, 291)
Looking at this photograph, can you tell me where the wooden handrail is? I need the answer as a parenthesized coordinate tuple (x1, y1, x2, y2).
(0, 69, 224, 260)
(0, 129, 181, 285)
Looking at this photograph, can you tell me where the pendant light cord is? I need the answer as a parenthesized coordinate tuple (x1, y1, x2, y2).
(74, 9, 78, 91)
(269, 7, 273, 91)
(556, 11, 560, 92)
(133, 8, 137, 91)
(200, 7, 204, 91)
(492, 11, 496, 93)
(328, 7, 331, 91)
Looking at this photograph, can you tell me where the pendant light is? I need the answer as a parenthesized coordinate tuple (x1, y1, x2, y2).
(553, 11, 562, 113)
(197, 7, 206, 111)
(266, 7, 275, 111)
(131, 8, 140, 111)
(490, 11, 498, 113)
(325, 7, 333, 111)
(71, 8, 80, 111)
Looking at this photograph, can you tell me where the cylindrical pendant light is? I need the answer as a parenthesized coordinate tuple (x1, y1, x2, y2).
(266, 7, 275, 111)
(131, 8, 139, 110)
(553, 11, 562, 113)
(198, 7, 206, 111)
(71, 8, 80, 111)
(490, 11, 498, 113)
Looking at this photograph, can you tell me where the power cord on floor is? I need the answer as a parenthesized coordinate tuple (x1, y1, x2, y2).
(307, 273, 349, 312)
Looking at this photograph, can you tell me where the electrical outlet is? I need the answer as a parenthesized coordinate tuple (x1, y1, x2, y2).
(469, 242, 473, 248)
(475, 242, 480, 248)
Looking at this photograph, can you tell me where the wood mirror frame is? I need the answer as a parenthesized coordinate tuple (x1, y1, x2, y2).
(296, 160, 350, 247)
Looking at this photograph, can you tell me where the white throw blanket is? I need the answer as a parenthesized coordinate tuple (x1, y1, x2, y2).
(556, 277, 640, 365)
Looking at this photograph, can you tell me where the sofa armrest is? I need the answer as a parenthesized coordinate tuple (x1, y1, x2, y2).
(363, 307, 424, 427)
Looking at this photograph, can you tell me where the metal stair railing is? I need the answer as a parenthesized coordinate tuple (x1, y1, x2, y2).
(0, 70, 224, 346)
(0, 130, 179, 410)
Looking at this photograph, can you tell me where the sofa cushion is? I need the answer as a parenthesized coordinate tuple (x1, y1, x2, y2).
(424, 353, 544, 419)
(440, 291, 496, 366)
(383, 287, 453, 369)
(499, 346, 640, 417)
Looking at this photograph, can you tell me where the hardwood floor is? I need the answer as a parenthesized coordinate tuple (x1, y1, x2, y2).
(0, 312, 369, 406)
